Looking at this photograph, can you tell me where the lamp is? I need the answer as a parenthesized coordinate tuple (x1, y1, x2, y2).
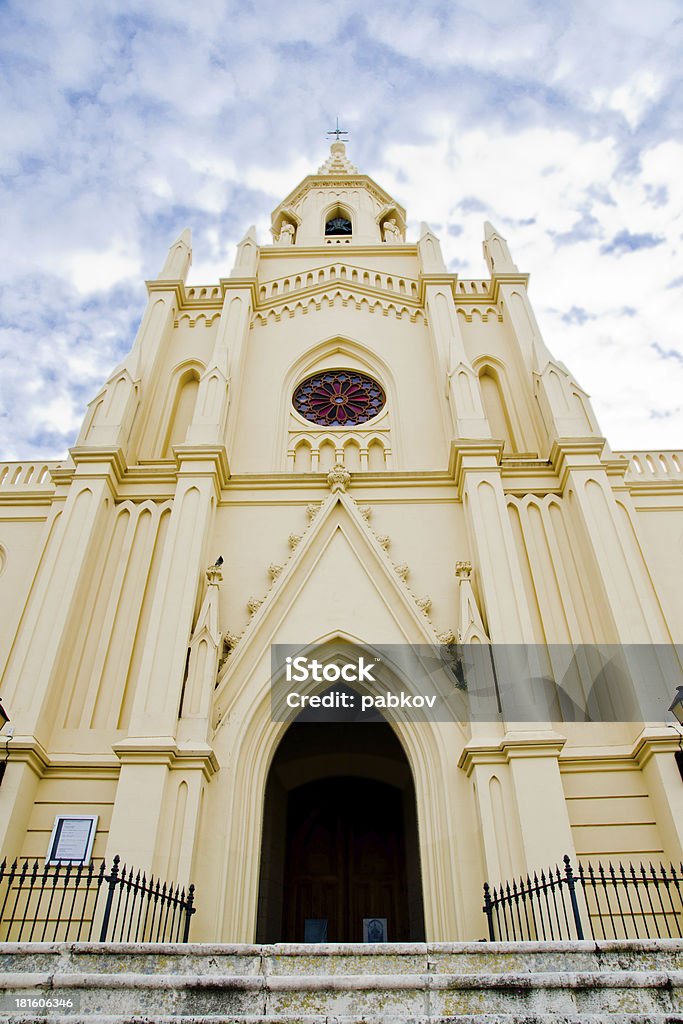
(669, 686, 683, 781)
(669, 686, 683, 726)
(0, 698, 9, 788)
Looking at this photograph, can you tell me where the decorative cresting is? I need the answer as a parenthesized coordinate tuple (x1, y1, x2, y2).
(293, 369, 386, 427)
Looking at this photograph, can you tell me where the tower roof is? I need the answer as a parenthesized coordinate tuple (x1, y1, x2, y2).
(270, 141, 406, 240)
(317, 141, 359, 175)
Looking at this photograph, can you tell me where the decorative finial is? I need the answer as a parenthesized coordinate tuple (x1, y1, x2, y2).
(206, 555, 224, 586)
(327, 460, 351, 492)
(327, 117, 349, 143)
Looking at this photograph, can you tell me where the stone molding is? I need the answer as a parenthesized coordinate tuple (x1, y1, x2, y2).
(458, 733, 567, 776)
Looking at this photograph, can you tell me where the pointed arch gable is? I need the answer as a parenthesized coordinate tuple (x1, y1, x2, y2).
(213, 491, 444, 713)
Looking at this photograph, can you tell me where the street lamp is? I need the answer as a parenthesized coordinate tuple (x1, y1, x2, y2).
(669, 686, 683, 726)
(669, 686, 683, 781)
(0, 698, 9, 788)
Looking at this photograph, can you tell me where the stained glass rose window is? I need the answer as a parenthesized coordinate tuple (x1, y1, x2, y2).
(293, 370, 386, 427)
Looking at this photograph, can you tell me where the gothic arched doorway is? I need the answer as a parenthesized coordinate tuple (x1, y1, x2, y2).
(256, 721, 425, 942)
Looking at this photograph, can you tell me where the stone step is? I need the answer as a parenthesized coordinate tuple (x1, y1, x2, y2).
(2, 939, 682, 975)
(4, 1017, 683, 1024)
(0, 942, 681, 1022)
(1, 970, 682, 1017)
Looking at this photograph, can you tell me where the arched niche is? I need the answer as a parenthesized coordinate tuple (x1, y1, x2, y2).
(476, 362, 518, 453)
(162, 366, 201, 457)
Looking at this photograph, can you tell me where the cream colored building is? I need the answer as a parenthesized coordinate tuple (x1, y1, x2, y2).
(0, 141, 682, 943)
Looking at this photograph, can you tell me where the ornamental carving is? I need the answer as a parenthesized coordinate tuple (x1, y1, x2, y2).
(327, 461, 351, 492)
(293, 369, 385, 427)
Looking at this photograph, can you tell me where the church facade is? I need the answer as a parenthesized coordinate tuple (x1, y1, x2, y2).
(0, 142, 682, 943)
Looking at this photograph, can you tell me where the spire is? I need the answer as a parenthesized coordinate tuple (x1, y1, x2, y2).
(417, 222, 447, 272)
(231, 224, 259, 276)
(482, 221, 518, 274)
(318, 141, 358, 175)
(157, 227, 192, 281)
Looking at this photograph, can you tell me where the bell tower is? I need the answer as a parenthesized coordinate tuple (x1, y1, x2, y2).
(270, 141, 407, 247)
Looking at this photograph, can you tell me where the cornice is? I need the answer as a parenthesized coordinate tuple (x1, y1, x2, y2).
(548, 438, 608, 489)
(145, 279, 184, 306)
(489, 273, 531, 303)
(221, 470, 455, 492)
(172, 444, 231, 489)
(631, 727, 683, 769)
(0, 492, 55, 508)
(69, 445, 128, 485)
(448, 439, 506, 494)
(4, 736, 51, 778)
(219, 276, 259, 306)
(51, 464, 75, 486)
(259, 243, 419, 259)
(624, 482, 683, 498)
(458, 732, 566, 776)
(559, 727, 682, 772)
(419, 274, 472, 305)
(272, 172, 406, 219)
(112, 738, 219, 780)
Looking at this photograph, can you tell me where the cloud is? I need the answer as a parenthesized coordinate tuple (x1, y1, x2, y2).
(0, 0, 682, 457)
(601, 229, 664, 254)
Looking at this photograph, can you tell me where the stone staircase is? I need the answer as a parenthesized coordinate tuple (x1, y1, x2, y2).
(0, 940, 682, 1022)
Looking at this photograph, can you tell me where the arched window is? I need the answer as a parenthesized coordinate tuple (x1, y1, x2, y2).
(325, 215, 352, 236)
(324, 204, 353, 238)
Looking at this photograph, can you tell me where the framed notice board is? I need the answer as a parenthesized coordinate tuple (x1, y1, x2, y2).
(47, 815, 98, 864)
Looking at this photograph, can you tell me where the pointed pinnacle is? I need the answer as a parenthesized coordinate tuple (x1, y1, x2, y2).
(173, 227, 192, 248)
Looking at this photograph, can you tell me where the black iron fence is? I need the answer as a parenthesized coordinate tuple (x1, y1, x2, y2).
(0, 855, 195, 943)
(483, 854, 683, 942)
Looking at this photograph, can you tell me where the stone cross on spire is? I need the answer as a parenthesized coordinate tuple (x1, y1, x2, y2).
(327, 117, 349, 143)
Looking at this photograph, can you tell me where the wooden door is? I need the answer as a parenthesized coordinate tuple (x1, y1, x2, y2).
(282, 777, 409, 942)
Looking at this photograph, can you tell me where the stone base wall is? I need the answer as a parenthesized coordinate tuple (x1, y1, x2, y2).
(0, 940, 682, 1022)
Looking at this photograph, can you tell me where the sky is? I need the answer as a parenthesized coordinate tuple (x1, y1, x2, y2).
(1, 0, 682, 460)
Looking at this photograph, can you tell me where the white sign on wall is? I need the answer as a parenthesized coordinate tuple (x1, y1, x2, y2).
(47, 815, 98, 864)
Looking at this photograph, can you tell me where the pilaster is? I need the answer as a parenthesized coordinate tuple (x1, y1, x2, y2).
(451, 442, 536, 645)
(0, 452, 122, 738)
(633, 729, 683, 859)
(552, 441, 672, 646)
(186, 281, 253, 451)
(419, 227, 490, 440)
(460, 734, 576, 876)
(105, 447, 224, 872)
(0, 453, 123, 857)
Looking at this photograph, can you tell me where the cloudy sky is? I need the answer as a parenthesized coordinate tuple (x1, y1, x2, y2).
(1, 0, 682, 460)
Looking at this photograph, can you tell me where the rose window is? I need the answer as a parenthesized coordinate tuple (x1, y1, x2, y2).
(293, 370, 386, 426)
